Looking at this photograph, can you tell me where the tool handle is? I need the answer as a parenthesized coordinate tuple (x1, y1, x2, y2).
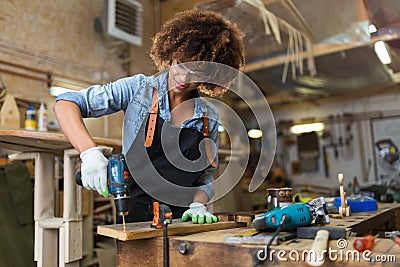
(353, 235, 374, 252)
(306, 230, 329, 266)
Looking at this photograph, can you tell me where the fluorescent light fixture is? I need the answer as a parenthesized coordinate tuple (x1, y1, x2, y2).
(369, 24, 377, 33)
(297, 75, 328, 87)
(374, 41, 391, 64)
(290, 122, 324, 134)
(295, 87, 328, 96)
(48, 77, 88, 97)
(49, 86, 76, 96)
(248, 129, 262, 138)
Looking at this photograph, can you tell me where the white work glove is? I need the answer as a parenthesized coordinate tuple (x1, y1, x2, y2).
(80, 147, 109, 197)
(181, 202, 218, 224)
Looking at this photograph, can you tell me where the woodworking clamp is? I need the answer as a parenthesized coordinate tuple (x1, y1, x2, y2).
(151, 202, 172, 267)
(151, 202, 172, 229)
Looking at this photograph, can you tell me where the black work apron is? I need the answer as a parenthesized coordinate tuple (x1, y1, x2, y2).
(124, 101, 210, 223)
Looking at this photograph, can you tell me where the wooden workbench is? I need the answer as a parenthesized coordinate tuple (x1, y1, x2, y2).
(0, 128, 121, 153)
(98, 203, 400, 266)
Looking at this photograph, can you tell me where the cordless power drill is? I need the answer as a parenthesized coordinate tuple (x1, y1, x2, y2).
(76, 154, 133, 224)
(107, 154, 134, 218)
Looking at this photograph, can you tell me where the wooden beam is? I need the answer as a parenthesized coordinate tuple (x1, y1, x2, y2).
(280, 0, 316, 41)
(244, 33, 400, 73)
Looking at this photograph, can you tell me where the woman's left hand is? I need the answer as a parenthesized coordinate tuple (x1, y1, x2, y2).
(181, 202, 218, 224)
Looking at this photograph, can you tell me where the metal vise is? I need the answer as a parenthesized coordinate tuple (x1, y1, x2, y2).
(308, 197, 330, 225)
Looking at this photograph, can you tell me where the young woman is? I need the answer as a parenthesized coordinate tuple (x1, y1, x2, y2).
(53, 10, 245, 223)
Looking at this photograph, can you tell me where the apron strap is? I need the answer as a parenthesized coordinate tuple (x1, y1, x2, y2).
(144, 89, 158, 147)
(203, 113, 217, 168)
(144, 89, 217, 168)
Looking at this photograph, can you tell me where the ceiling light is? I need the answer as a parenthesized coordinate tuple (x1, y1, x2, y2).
(248, 129, 262, 138)
(290, 122, 324, 134)
(297, 75, 328, 87)
(295, 87, 328, 96)
(374, 41, 391, 65)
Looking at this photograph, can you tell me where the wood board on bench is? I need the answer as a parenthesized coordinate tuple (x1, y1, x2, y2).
(97, 220, 247, 241)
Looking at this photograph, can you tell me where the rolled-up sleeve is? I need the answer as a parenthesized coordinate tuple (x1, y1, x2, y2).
(56, 90, 88, 115)
(56, 75, 145, 118)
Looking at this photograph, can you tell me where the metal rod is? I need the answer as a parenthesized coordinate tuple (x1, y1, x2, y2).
(163, 223, 169, 267)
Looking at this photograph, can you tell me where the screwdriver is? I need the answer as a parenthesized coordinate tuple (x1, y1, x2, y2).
(353, 235, 375, 252)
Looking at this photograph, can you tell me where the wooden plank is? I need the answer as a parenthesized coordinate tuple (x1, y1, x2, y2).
(326, 203, 400, 235)
(169, 239, 259, 267)
(0, 129, 122, 152)
(97, 221, 247, 241)
(117, 238, 164, 267)
(173, 226, 258, 243)
(214, 211, 255, 223)
(372, 238, 397, 254)
(387, 241, 400, 256)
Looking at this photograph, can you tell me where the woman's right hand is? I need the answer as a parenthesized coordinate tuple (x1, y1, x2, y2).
(80, 147, 109, 197)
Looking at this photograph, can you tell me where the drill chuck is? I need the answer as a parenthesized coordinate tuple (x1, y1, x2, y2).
(113, 191, 130, 216)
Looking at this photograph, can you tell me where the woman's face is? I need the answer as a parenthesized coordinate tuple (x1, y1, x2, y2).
(168, 60, 207, 94)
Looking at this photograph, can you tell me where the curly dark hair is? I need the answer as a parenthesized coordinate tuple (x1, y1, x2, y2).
(150, 10, 245, 97)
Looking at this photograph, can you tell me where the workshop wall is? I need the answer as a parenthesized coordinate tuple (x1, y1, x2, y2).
(0, 0, 149, 138)
(273, 91, 400, 189)
(3, 1, 397, 193)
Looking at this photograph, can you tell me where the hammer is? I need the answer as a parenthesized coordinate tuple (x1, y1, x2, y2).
(297, 227, 347, 266)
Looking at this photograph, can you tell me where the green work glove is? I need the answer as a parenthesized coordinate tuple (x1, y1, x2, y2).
(181, 202, 218, 224)
(80, 147, 109, 198)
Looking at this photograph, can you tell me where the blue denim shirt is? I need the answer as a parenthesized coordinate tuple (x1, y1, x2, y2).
(56, 71, 218, 199)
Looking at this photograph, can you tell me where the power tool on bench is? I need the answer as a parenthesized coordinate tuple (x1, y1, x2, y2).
(76, 154, 134, 227)
(252, 198, 330, 231)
